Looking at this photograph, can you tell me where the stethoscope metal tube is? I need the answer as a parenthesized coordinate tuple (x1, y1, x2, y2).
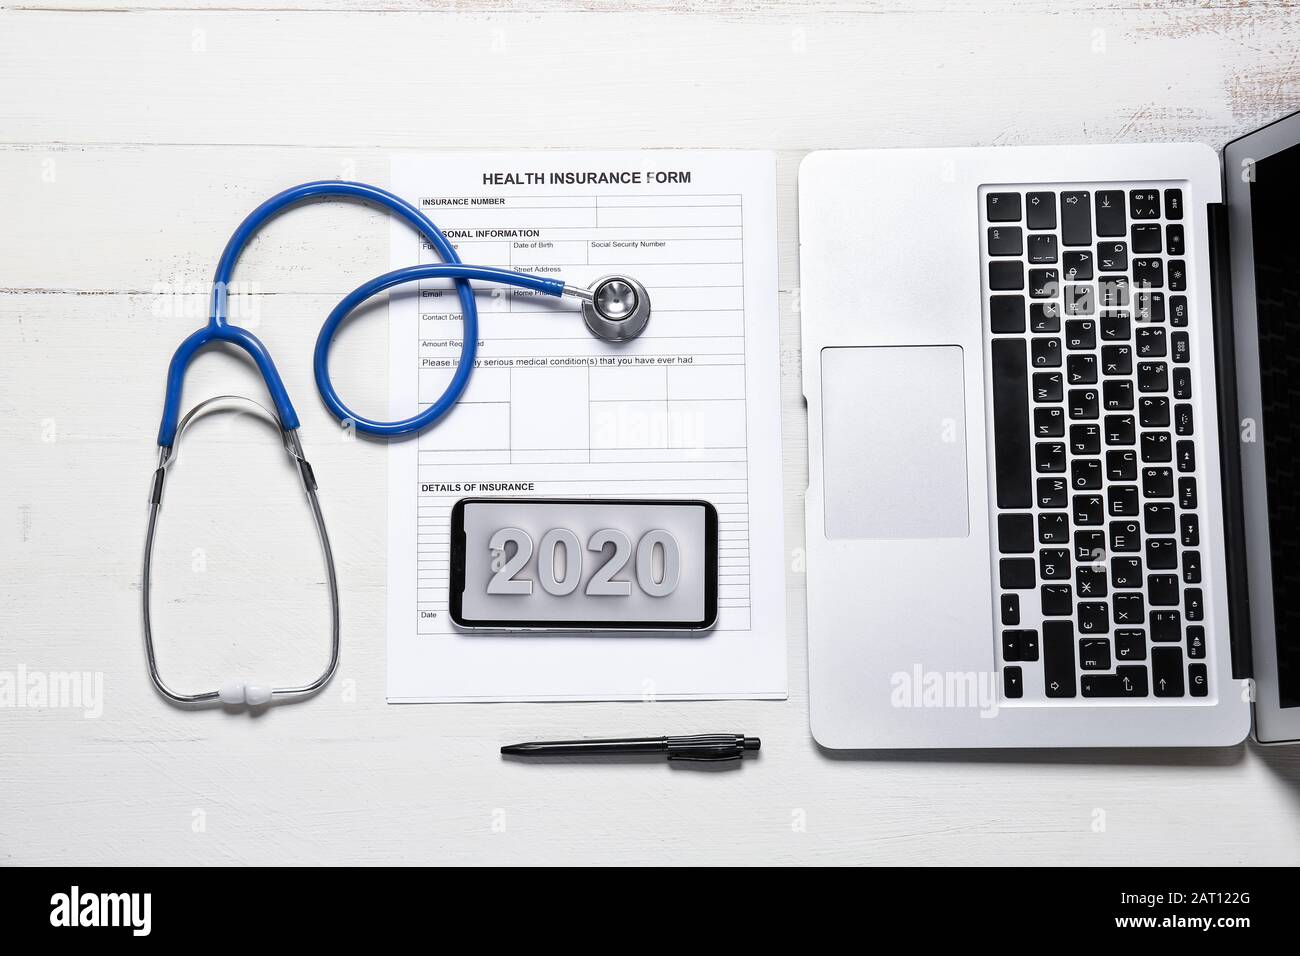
(144, 180, 651, 710)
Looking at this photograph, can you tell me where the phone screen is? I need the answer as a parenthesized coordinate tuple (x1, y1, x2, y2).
(449, 498, 717, 631)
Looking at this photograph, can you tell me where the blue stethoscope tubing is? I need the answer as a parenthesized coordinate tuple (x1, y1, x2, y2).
(156, 180, 567, 447)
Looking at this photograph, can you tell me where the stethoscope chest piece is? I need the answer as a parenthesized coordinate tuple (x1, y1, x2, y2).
(582, 275, 651, 342)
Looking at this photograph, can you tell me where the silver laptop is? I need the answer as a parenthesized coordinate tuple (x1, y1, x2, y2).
(799, 113, 1300, 748)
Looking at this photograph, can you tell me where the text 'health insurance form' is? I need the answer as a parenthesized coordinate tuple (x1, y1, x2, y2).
(386, 152, 784, 702)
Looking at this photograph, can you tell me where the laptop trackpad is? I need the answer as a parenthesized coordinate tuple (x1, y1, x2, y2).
(820, 346, 969, 540)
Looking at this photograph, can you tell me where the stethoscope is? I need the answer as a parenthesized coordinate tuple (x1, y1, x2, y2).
(142, 180, 651, 709)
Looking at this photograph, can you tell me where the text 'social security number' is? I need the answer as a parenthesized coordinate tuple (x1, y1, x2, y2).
(487, 527, 681, 598)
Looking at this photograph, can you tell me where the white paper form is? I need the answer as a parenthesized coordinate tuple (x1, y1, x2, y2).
(385, 152, 784, 702)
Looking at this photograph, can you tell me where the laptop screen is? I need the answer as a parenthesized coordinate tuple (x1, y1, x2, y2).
(1247, 141, 1300, 709)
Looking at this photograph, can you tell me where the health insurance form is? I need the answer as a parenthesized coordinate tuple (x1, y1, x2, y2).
(386, 152, 784, 702)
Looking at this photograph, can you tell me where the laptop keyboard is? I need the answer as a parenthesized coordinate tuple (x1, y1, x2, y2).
(980, 183, 1210, 703)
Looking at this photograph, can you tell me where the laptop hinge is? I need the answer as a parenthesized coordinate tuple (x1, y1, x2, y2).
(1207, 201, 1253, 680)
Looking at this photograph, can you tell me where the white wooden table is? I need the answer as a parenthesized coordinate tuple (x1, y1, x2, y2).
(3, 0, 1299, 866)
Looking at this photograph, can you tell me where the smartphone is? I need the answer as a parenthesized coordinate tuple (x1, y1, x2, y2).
(449, 498, 718, 632)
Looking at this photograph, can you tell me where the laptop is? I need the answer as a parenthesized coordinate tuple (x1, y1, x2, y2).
(798, 112, 1300, 748)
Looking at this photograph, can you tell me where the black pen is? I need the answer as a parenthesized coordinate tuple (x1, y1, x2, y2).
(501, 734, 760, 763)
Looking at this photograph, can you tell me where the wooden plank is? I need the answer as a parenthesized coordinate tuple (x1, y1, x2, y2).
(6, 0, 1298, 12)
(1, 8, 1296, 149)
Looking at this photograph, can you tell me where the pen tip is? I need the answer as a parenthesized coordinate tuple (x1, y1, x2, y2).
(500, 743, 529, 755)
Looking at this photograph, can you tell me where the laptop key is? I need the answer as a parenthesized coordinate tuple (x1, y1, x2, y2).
(1111, 557, 1143, 589)
(1149, 574, 1179, 606)
(1171, 331, 1189, 364)
(1036, 441, 1066, 474)
(1003, 665, 1024, 699)
(1001, 594, 1021, 626)
(1166, 224, 1185, 256)
(1082, 665, 1148, 698)
(1038, 511, 1069, 543)
(1151, 609, 1181, 641)
(1146, 537, 1178, 570)
(988, 226, 1023, 256)
(1099, 275, 1129, 307)
(1067, 354, 1097, 384)
(1027, 233, 1058, 263)
(1061, 191, 1092, 246)
(1164, 188, 1183, 220)
(1144, 502, 1175, 534)
(1035, 406, 1065, 437)
(1130, 190, 1160, 219)
(1030, 301, 1061, 332)
(1063, 250, 1093, 280)
(1070, 424, 1101, 456)
(1095, 191, 1126, 236)
(1139, 396, 1170, 426)
(1072, 458, 1102, 489)
(991, 338, 1032, 508)
(1115, 629, 1146, 661)
(1040, 548, 1071, 580)
(1098, 241, 1127, 272)
(1168, 260, 1187, 291)
(1069, 388, 1098, 419)
(1153, 646, 1185, 697)
(1041, 584, 1073, 616)
(1140, 432, 1171, 463)
(998, 513, 1035, 552)
(1034, 372, 1063, 403)
(1003, 629, 1034, 661)
(1170, 295, 1188, 326)
(1043, 622, 1077, 697)
(1114, 593, 1144, 626)
(990, 295, 1026, 333)
(1000, 558, 1036, 590)
(1108, 485, 1139, 517)
(1073, 493, 1104, 526)
(1030, 268, 1060, 298)
(1031, 337, 1061, 368)
(1132, 224, 1162, 253)
(1038, 478, 1068, 508)
(989, 260, 1024, 290)
(987, 192, 1022, 222)
(1079, 637, 1111, 670)
(1109, 519, 1141, 553)
(1105, 414, 1135, 445)
(1026, 191, 1056, 229)
(1133, 259, 1164, 289)
(1189, 663, 1208, 697)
